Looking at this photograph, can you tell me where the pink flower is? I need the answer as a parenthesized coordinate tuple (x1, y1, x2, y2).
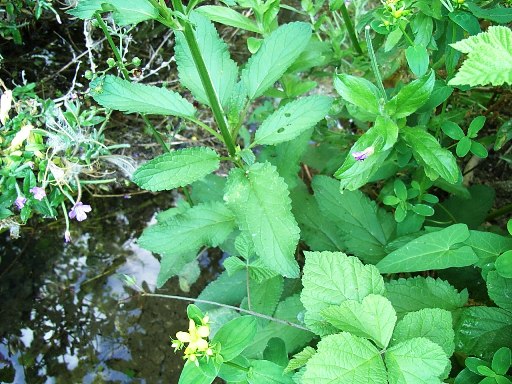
(14, 196, 27, 210)
(30, 186, 46, 200)
(68, 202, 92, 222)
(352, 146, 375, 161)
(64, 230, 71, 242)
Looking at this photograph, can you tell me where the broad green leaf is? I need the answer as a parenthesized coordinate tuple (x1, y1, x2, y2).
(449, 26, 512, 86)
(247, 360, 294, 384)
(454, 368, 482, 384)
(466, 3, 512, 24)
(486, 271, 512, 311)
(312, 175, 396, 263)
(456, 136, 471, 157)
(242, 276, 283, 317)
(137, 202, 235, 287)
(263, 338, 288, 367)
(377, 224, 477, 273)
(385, 27, 403, 52)
(175, 12, 238, 108)
(303, 333, 387, 383)
(405, 45, 429, 77)
(463, 230, 512, 266)
(242, 22, 312, 99)
(496, 250, 512, 279)
(89, 75, 196, 117)
(196, 5, 260, 33)
(385, 71, 435, 119)
(392, 308, 455, 356)
(285, 346, 316, 373)
(334, 116, 398, 190)
(448, 11, 481, 35)
(133, 147, 220, 191)
(442, 121, 464, 140)
(218, 355, 250, 383)
(385, 337, 449, 384)
(321, 294, 397, 348)
(68, 0, 159, 25)
(334, 73, 381, 116)
(417, 80, 453, 113)
(179, 359, 218, 384)
(190, 174, 226, 204)
(224, 162, 300, 278)
(455, 306, 512, 359)
(402, 127, 460, 183)
(492, 347, 512, 375)
(385, 276, 468, 319)
(196, 270, 247, 311)
(253, 95, 332, 145)
(212, 316, 258, 361)
(301, 251, 385, 335)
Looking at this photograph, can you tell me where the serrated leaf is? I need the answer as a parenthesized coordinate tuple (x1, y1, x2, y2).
(133, 147, 220, 191)
(90, 75, 196, 117)
(377, 224, 477, 273)
(175, 12, 238, 108)
(334, 73, 381, 116)
(385, 276, 468, 319)
(449, 26, 512, 86)
(242, 22, 312, 99)
(486, 271, 512, 311)
(321, 294, 397, 348)
(303, 333, 387, 383)
(455, 306, 512, 359)
(402, 127, 460, 183)
(196, 5, 260, 33)
(247, 360, 294, 384)
(254, 95, 332, 145)
(285, 346, 316, 373)
(243, 276, 283, 317)
(312, 176, 396, 264)
(301, 251, 385, 335)
(212, 316, 258, 361)
(224, 162, 300, 278)
(68, 0, 159, 25)
(385, 71, 435, 118)
(334, 115, 398, 190)
(385, 337, 449, 384)
(137, 202, 235, 287)
(392, 308, 455, 356)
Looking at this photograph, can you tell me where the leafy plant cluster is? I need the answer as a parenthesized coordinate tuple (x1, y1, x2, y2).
(34, 0, 512, 382)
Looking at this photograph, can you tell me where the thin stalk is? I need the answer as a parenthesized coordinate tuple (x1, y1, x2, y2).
(339, 2, 363, 54)
(94, 13, 130, 79)
(398, 23, 414, 46)
(486, 203, 512, 222)
(142, 115, 170, 152)
(142, 292, 310, 331)
(181, 187, 194, 206)
(365, 26, 387, 101)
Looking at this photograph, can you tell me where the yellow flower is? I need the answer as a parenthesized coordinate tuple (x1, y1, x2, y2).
(172, 317, 213, 363)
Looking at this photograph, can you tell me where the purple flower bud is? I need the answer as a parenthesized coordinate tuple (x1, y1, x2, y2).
(64, 230, 71, 242)
(30, 186, 46, 200)
(14, 196, 27, 210)
(352, 146, 375, 161)
(68, 202, 92, 222)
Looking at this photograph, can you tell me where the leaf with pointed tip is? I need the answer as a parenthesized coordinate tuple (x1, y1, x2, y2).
(285, 347, 316, 373)
(68, 0, 159, 25)
(486, 271, 512, 311)
(385, 71, 435, 118)
(196, 5, 260, 33)
(334, 73, 381, 115)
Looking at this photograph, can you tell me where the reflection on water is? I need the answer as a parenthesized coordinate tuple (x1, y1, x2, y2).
(0, 194, 207, 383)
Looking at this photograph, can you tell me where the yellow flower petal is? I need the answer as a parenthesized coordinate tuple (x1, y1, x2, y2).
(176, 331, 191, 343)
(197, 325, 210, 338)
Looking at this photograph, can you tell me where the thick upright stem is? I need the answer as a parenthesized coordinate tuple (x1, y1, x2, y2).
(339, 3, 363, 55)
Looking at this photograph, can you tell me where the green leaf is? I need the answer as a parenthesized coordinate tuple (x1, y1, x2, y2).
(417, 80, 453, 113)
(196, 5, 260, 33)
(405, 45, 429, 77)
(301, 251, 385, 335)
(385, 70, 435, 119)
(442, 121, 464, 140)
(242, 22, 312, 99)
(303, 333, 387, 383)
(334, 116, 398, 191)
(402, 127, 460, 183)
(243, 276, 283, 317)
(385, 276, 468, 319)
(197, 270, 247, 311)
(218, 355, 249, 383)
(412, 203, 435, 217)
(468, 116, 486, 137)
(466, 3, 512, 24)
(376, 224, 478, 273)
(285, 346, 316, 373)
(492, 347, 511, 375)
(321, 294, 397, 348)
(385, 337, 449, 384)
(464, 230, 512, 266)
(264, 338, 288, 367)
(179, 359, 218, 384)
(138, 202, 236, 287)
(312, 175, 396, 264)
(190, 174, 226, 204)
(448, 11, 481, 35)
(133, 147, 220, 191)
(253, 95, 332, 145)
(486, 271, 512, 311)
(247, 360, 294, 384)
(392, 308, 455, 356)
(212, 316, 258, 361)
(68, 0, 159, 25)
(456, 136, 472, 157)
(496, 250, 512, 279)
(449, 26, 512, 87)
(455, 306, 512, 359)
(224, 162, 300, 278)
(89, 75, 196, 117)
(175, 12, 238, 108)
(334, 73, 382, 115)
(470, 141, 488, 158)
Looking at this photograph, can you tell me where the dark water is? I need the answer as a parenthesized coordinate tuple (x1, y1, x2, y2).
(0, 193, 209, 383)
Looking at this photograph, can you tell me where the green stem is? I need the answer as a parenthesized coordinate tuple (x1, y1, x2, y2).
(182, 186, 194, 206)
(94, 12, 130, 79)
(398, 23, 414, 46)
(79, 178, 117, 184)
(224, 360, 250, 372)
(365, 26, 387, 101)
(187, 117, 224, 141)
(142, 292, 310, 331)
(142, 115, 170, 152)
(486, 203, 512, 222)
(339, 3, 363, 54)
